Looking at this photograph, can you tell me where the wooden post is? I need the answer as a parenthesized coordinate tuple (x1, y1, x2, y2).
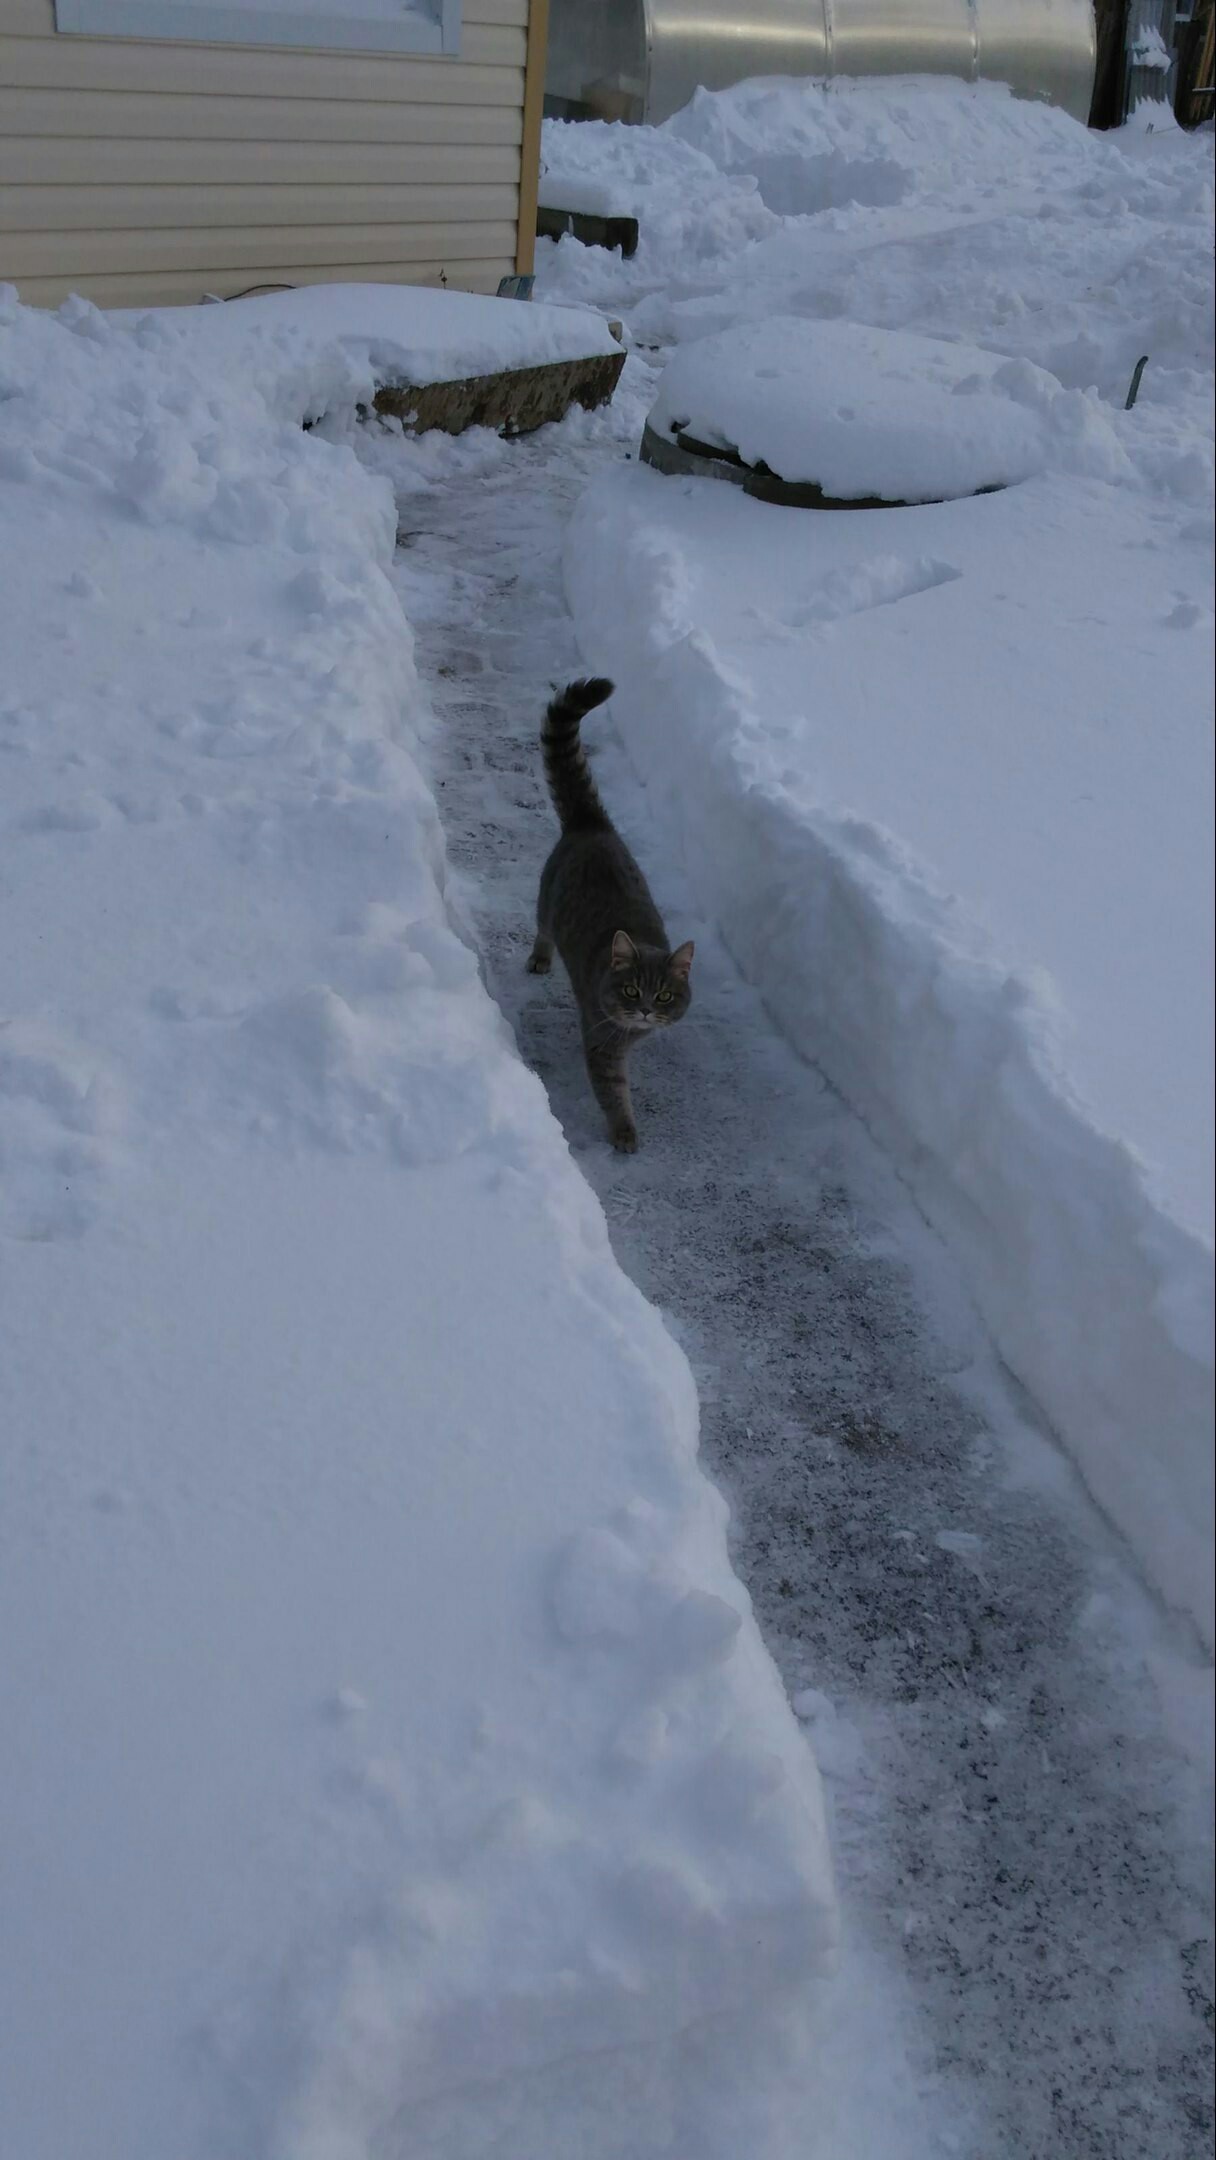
(516, 0, 551, 276)
(1178, 0, 1215, 123)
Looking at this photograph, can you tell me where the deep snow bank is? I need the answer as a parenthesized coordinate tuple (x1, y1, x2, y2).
(566, 462, 1213, 1656)
(660, 73, 1106, 212)
(0, 286, 835, 2159)
(540, 73, 1099, 259)
(541, 78, 1215, 415)
(547, 81, 1214, 1650)
(539, 114, 777, 272)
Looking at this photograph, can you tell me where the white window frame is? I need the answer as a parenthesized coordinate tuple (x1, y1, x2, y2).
(53, 0, 461, 56)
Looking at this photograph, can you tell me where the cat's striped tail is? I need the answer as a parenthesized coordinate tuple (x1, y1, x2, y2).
(541, 677, 615, 834)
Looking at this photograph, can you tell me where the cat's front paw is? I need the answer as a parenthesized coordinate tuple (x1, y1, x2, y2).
(611, 1124, 639, 1154)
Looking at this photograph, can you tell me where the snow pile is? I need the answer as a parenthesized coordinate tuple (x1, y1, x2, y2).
(647, 318, 1121, 500)
(541, 78, 1214, 415)
(0, 284, 835, 2158)
(538, 116, 777, 297)
(567, 467, 1213, 1652)
(540, 76, 1100, 307)
(662, 73, 1102, 211)
(542, 85, 1215, 1650)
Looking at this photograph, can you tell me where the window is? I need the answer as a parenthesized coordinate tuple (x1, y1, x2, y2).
(53, 0, 461, 57)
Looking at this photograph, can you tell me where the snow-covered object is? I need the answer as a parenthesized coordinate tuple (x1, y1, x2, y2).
(648, 318, 1070, 501)
(0, 285, 835, 2158)
(538, 114, 778, 296)
(538, 152, 638, 219)
(113, 280, 621, 411)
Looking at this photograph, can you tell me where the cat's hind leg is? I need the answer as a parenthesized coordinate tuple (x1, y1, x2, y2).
(528, 865, 555, 973)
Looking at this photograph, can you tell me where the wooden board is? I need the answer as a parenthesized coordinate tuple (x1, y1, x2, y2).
(375, 345, 625, 438)
(536, 204, 638, 258)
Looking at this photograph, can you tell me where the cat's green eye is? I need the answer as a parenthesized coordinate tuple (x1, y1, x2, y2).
(621, 983, 640, 999)
(656, 987, 673, 1005)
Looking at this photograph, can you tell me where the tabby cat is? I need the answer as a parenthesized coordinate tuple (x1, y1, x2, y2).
(528, 678, 693, 1152)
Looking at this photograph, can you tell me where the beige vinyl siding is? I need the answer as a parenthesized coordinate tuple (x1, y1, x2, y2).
(0, 91, 525, 142)
(0, 0, 532, 306)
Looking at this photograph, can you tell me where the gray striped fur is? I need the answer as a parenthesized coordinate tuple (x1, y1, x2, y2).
(529, 679, 693, 1151)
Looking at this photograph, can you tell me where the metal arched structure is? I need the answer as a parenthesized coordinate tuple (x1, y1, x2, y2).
(545, 0, 1097, 128)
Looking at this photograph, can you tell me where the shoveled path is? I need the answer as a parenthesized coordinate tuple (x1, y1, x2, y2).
(368, 405, 1212, 2160)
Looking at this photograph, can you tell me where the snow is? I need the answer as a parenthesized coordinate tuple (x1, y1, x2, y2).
(660, 71, 1104, 207)
(647, 318, 1092, 501)
(537, 75, 1119, 313)
(537, 81, 1214, 1651)
(541, 79, 1214, 412)
(112, 281, 621, 416)
(566, 467, 1214, 1651)
(0, 281, 835, 2157)
(1128, 24, 1173, 72)
(537, 115, 778, 276)
(368, 395, 1215, 2158)
(3, 66, 1213, 2159)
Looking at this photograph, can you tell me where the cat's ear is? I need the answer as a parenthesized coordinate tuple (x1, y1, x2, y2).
(611, 930, 639, 969)
(668, 941, 694, 980)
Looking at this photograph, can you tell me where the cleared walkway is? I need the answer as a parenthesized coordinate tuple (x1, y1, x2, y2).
(375, 409, 1213, 2160)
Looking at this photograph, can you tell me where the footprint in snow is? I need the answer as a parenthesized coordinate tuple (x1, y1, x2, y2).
(0, 1019, 123, 1242)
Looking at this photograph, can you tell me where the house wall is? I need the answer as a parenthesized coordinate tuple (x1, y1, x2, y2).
(0, 0, 536, 306)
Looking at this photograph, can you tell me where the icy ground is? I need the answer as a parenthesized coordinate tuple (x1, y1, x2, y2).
(370, 394, 1214, 2158)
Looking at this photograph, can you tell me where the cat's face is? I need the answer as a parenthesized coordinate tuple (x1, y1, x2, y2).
(598, 932, 693, 1032)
